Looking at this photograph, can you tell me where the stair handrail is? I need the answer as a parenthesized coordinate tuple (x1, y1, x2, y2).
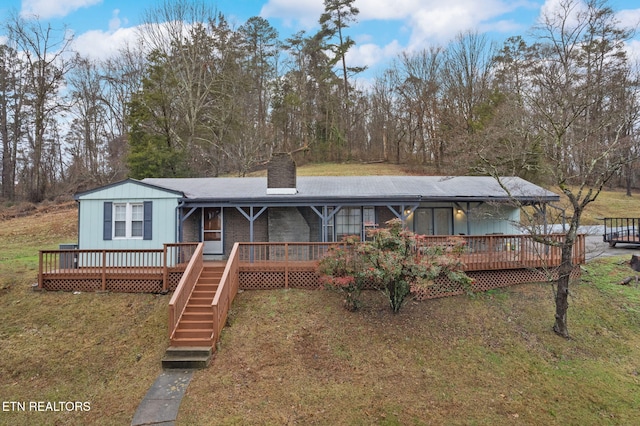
(211, 243, 240, 344)
(168, 243, 204, 339)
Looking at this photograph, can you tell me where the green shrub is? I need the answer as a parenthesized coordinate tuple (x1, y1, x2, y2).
(318, 219, 473, 312)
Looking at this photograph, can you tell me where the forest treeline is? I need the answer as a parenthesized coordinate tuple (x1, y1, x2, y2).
(1, 0, 639, 202)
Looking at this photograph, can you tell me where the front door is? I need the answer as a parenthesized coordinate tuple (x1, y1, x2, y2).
(203, 207, 223, 254)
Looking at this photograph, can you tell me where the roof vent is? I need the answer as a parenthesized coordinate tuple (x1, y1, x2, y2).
(267, 153, 297, 195)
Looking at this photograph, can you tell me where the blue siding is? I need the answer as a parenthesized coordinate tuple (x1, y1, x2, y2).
(77, 181, 180, 249)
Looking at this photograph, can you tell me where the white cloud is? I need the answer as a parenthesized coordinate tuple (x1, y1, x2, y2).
(21, 0, 102, 19)
(261, 0, 324, 29)
(626, 39, 640, 67)
(354, 0, 423, 21)
(109, 9, 123, 32)
(347, 39, 403, 69)
(537, 0, 590, 27)
(72, 26, 138, 60)
(616, 8, 640, 30)
(407, 0, 520, 48)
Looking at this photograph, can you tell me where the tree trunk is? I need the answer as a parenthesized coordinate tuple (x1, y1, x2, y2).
(553, 240, 574, 338)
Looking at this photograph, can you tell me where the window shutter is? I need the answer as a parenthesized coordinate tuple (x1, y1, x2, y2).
(103, 202, 112, 240)
(143, 201, 153, 240)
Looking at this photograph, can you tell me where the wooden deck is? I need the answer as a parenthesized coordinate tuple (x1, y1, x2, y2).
(37, 234, 585, 293)
(36, 236, 586, 364)
(38, 243, 199, 292)
(235, 235, 585, 292)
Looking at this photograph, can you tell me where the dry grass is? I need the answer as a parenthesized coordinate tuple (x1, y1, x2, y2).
(179, 266, 640, 425)
(0, 203, 169, 426)
(563, 187, 640, 225)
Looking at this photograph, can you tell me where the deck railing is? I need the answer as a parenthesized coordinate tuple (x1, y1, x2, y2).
(236, 234, 585, 271)
(418, 233, 585, 270)
(237, 242, 338, 263)
(38, 243, 200, 292)
(234, 235, 585, 293)
(168, 243, 204, 338)
(211, 243, 240, 344)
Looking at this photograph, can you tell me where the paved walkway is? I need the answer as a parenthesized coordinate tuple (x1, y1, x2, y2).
(131, 370, 194, 426)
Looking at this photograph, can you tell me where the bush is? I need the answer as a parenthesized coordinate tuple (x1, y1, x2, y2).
(317, 235, 368, 311)
(318, 219, 473, 312)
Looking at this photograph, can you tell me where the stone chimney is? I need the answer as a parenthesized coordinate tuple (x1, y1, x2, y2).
(266, 152, 297, 195)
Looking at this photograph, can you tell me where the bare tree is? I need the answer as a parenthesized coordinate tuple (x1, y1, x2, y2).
(481, 0, 639, 338)
(65, 54, 111, 185)
(0, 44, 27, 200)
(441, 30, 496, 170)
(7, 14, 74, 201)
(390, 48, 445, 169)
(100, 44, 146, 181)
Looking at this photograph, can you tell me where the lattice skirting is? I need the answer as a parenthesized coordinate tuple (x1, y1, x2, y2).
(42, 278, 102, 292)
(167, 272, 183, 291)
(413, 266, 582, 300)
(239, 266, 322, 290)
(43, 278, 164, 293)
(43, 265, 581, 296)
(240, 265, 582, 298)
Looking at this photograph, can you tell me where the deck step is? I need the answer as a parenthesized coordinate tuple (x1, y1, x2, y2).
(162, 346, 212, 369)
(194, 284, 218, 292)
(177, 320, 214, 330)
(192, 287, 216, 293)
(184, 304, 211, 312)
(181, 312, 211, 321)
(173, 328, 214, 339)
(191, 292, 214, 300)
(170, 336, 214, 347)
(188, 298, 212, 306)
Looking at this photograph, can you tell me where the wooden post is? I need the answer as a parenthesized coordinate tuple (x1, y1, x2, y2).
(101, 250, 107, 291)
(38, 251, 44, 289)
(168, 304, 175, 338)
(285, 243, 289, 289)
(162, 244, 169, 292)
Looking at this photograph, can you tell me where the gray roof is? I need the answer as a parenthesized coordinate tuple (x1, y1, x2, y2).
(141, 175, 558, 205)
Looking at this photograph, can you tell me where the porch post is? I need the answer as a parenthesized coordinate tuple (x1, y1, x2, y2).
(235, 206, 267, 242)
(387, 204, 418, 229)
(322, 206, 328, 242)
(466, 202, 471, 235)
(236, 206, 267, 262)
(310, 206, 342, 242)
(178, 206, 198, 243)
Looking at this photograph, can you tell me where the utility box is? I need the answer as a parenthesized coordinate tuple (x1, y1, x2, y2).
(59, 244, 78, 269)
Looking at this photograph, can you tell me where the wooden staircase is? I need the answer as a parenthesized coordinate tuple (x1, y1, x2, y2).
(162, 263, 224, 369)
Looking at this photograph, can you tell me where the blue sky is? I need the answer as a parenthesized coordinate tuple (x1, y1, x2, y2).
(1, 0, 640, 78)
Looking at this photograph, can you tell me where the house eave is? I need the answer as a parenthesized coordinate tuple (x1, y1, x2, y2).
(176, 194, 558, 207)
(74, 178, 185, 200)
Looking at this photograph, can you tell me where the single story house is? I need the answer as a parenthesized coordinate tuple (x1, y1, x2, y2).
(74, 154, 559, 259)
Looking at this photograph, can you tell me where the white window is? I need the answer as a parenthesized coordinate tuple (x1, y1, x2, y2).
(113, 203, 144, 239)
